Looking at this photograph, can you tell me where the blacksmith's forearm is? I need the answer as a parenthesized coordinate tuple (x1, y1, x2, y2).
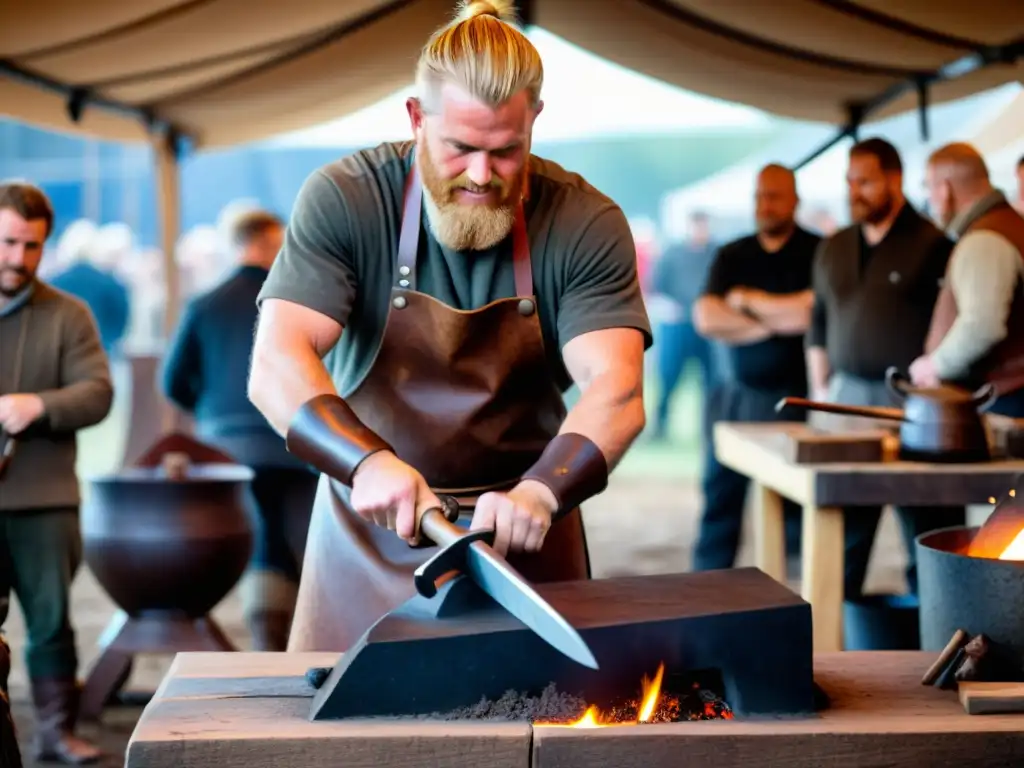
(248, 340, 336, 436)
(559, 372, 645, 471)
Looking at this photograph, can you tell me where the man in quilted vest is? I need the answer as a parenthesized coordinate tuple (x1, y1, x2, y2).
(912, 143, 1024, 418)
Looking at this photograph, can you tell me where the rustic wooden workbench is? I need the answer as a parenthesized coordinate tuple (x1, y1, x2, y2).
(713, 421, 1024, 652)
(126, 651, 1024, 767)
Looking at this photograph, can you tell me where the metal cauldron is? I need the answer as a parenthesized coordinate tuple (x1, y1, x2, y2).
(917, 525, 1024, 676)
(81, 438, 254, 618)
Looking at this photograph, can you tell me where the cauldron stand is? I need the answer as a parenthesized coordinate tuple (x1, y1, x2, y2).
(79, 434, 254, 721)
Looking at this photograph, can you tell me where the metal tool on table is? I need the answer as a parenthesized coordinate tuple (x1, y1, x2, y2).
(776, 367, 997, 463)
(412, 493, 599, 670)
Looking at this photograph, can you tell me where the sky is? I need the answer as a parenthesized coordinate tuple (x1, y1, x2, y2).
(266, 27, 775, 148)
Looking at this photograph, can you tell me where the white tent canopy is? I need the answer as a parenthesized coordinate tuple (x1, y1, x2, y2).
(2, 0, 1022, 148)
(265, 28, 773, 147)
(2, 0, 1021, 349)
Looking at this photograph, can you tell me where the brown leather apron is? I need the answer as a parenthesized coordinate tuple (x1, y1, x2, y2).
(287, 164, 591, 652)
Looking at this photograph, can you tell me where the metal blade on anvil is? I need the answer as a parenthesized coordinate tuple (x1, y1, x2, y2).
(463, 539, 599, 670)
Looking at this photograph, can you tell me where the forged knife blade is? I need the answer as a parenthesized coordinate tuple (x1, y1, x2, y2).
(413, 497, 599, 670)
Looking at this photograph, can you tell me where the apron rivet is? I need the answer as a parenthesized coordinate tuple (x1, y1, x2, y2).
(398, 265, 411, 276)
(517, 299, 535, 317)
(398, 279, 410, 288)
(392, 296, 407, 309)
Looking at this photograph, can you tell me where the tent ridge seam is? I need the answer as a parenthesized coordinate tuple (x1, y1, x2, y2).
(14, 0, 219, 63)
(145, 0, 420, 109)
(633, 0, 928, 77)
(807, 0, 993, 52)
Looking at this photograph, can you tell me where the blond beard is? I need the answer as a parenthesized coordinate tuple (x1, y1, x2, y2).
(417, 140, 527, 252)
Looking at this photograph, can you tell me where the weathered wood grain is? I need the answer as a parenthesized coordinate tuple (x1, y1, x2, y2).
(532, 652, 1024, 768)
(128, 652, 530, 768)
(129, 696, 531, 768)
(130, 651, 1024, 768)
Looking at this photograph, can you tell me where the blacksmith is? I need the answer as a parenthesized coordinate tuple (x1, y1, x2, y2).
(247, 0, 651, 652)
(805, 138, 960, 600)
(692, 164, 818, 570)
(910, 143, 1024, 417)
(162, 209, 318, 651)
(0, 181, 112, 764)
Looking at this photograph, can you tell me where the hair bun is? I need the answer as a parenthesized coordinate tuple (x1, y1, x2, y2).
(455, 0, 518, 23)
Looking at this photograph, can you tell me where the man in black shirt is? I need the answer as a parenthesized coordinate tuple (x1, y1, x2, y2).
(806, 138, 958, 602)
(693, 164, 820, 570)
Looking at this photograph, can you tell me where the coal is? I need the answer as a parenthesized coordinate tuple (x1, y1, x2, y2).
(408, 681, 733, 724)
(419, 683, 588, 722)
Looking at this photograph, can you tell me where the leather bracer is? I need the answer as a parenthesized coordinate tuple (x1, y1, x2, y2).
(521, 433, 608, 520)
(286, 394, 394, 486)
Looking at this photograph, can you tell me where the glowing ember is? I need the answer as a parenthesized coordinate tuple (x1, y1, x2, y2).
(535, 663, 733, 728)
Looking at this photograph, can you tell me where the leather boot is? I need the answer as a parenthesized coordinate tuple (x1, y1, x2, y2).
(30, 677, 101, 764)
(1, 634, 24, 768)
(247, 610, 293, 652)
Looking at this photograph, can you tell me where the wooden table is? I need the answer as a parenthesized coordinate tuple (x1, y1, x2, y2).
(713, 422, 1024, 652)
(127, 651, 1024, 767)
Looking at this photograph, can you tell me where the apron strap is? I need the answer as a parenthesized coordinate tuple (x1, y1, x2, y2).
(395, 164, 422, 291)
(396, 158, 534, 297)
(511, 206, 532, 298)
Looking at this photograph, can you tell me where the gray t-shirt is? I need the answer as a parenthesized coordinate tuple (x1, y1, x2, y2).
(258, 141, 652, 395)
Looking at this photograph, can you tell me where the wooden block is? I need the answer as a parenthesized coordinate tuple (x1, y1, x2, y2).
(532, 653, 1024, 768)
(959, 682, 1024, 715)
(127, 652, 531, 768)
(765, 429, 887, 464)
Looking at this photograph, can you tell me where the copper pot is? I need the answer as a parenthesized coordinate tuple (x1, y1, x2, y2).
(81, 454, 254, 618)
(777, 367, 997, 463)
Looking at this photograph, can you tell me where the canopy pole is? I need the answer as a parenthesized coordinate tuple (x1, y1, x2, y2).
(154, 130, 183, 433)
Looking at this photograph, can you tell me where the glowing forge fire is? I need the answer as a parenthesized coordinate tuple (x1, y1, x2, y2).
(972, 490, 1024, 561)
(535, 663, 733, 728)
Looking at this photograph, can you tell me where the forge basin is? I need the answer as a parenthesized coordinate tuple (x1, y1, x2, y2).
(311, 568, 816, 721)
(916, 525, 1024, 674)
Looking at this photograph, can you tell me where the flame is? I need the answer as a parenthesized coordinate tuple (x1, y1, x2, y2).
(553, 663, 666, 728)
(999, 528, 1024, 560)
(568, 706, 603, 728)
(985, 489, 1024, 561)
(636, 663, 665, 722)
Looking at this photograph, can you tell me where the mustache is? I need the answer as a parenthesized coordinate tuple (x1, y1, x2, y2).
(449, 178, 504, 194)
(0, 267, 29, 277)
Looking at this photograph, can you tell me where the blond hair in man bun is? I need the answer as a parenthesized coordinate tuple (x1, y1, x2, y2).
(416, 0, 543, 111)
